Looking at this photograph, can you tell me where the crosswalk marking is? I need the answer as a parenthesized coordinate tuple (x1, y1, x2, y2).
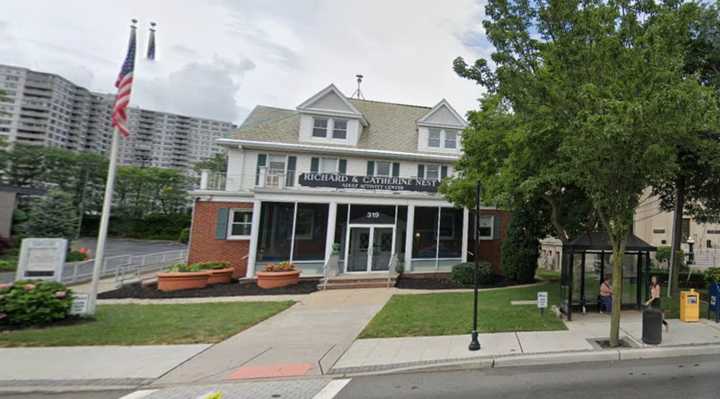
(118, 390, 158, 399)
(313, 378, 352, 399)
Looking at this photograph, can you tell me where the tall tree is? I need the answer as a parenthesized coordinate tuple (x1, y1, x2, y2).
(651, 4, 720, 298)
(20, 188, 79, 242)
(450, 0, 720, 347)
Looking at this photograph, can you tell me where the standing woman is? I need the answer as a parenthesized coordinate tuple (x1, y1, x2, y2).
(646, 276, 669, 332)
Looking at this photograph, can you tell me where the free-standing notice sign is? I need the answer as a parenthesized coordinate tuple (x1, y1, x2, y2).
(299, 173, 439, 193)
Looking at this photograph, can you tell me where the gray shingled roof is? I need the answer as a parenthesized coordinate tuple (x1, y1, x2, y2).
(232, 99, 433, 153)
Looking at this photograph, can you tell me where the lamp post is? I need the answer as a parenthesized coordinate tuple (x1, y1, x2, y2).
(469, 181, 482, 351)
(687, 236, 695, 265)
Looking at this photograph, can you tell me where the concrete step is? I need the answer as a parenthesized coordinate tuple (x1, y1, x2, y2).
(319, 278, 396, 290)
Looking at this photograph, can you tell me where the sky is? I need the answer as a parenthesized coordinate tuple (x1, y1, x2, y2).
(0, 0, 491, 124)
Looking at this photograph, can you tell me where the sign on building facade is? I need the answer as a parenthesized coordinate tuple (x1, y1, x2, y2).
(299, 173, 440, 193)
(15, 238, 67, 282)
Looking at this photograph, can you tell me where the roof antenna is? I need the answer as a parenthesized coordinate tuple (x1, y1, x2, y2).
(351, 74, 365, 100)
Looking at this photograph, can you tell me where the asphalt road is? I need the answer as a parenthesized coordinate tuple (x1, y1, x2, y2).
(6, 356, 720, 399)
(72, 238, 187, 258)
(337, 355, 720, 399)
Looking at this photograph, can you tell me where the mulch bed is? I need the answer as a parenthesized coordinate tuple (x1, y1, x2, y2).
(394, 275, 530, 290)
(98, 279, 320, 299)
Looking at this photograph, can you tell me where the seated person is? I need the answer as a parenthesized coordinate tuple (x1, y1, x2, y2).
(599, 276, 613, 313)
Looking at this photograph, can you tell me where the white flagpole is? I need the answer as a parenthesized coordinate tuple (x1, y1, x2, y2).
(86, 127, 121, 315)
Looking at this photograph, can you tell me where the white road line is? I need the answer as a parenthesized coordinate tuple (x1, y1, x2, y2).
(117, 390, 158, 399)
(313, 378, 352, 399)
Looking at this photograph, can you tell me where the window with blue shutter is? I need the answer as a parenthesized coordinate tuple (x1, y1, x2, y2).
(286, 156, 296, 186)
(367, 161, 375, 176)
(392, 162, 400, 177)
(441, 165, 448, 179)
(339, 159, 347, 175)
(255, 154, 266, 186)
(417, 164, 425, 178)
(215, 208, 229, 239)
(310, 157, 319, 173)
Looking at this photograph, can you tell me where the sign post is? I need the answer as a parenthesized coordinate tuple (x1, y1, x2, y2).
(15, 238, 67, 282)
(537, 291, 549, 315)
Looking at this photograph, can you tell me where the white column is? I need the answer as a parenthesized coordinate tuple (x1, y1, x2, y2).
(324, 202, 338, 262)
(405, 205, 415, 272)
(462, 207, 469, 263)
(245, 200, 262, 278)
(199, 169, 209, 190)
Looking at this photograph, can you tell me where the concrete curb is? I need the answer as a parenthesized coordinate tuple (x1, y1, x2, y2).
(0, 378, 152, 393)
(329, 343, 720, 376)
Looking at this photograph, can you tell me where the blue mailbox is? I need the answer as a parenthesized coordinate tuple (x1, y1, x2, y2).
(710, 282, 720, 323)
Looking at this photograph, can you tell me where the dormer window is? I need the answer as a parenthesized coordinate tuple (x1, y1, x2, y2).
(312, 118, 328, 137)
(332, 119, 347, 139)
(428, 127, 459, 149)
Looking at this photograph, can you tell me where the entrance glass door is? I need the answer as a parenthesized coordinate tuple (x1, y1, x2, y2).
(347, 227, 371, 272)
(371, 228, 393, 271)
(346, 225, 395, 272)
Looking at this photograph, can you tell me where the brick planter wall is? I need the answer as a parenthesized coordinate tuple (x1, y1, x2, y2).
(188, 201, 252, 278)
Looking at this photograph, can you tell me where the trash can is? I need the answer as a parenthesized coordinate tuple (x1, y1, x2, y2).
(680, 289, 700, 322)
(642, 307, 663, 345)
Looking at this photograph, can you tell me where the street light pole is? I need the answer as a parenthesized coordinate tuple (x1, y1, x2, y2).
(469, 181, 481, 351)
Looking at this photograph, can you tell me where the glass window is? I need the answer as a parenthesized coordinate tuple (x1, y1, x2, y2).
(268, 155, 285, 174)
(332, 119, 347, 139)
(445, 130, 457, 149)
(376, 161, 391, 177)
(258, 202, 294, 261)
(320, 157, 338, 173)
(425, 164, 440, 180)
(428, 128, 441, 147)
(312, 118, 328, 137)
(293, 203, 329, 261)
(439, 208, 463, 258)
(478, 216, 493, 238)
(413, 207, 439, 258)
(228, 209, 252, 238)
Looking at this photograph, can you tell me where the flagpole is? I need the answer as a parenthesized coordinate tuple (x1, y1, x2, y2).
(87, 127, 121, 315)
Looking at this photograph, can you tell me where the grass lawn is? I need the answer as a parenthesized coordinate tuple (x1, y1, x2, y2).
(360, 282, 566, 338)
(0, 301, 294, 347)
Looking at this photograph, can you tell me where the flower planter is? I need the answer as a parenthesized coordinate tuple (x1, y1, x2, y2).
(157, 271, 211, 292)
(207, 268, 234, 285)
(256, 270, 301, 289)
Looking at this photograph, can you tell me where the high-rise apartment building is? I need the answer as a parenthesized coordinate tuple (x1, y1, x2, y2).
(0, 64, 236, 172)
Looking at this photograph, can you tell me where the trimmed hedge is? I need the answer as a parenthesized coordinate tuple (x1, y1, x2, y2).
(0, 281, 74, 326)
(451, 262, 495, 286)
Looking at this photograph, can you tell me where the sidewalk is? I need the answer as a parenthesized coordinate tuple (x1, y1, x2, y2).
(331, 312, 720, 374)
(152, 288, 394, 385)
(0, 344, 209, 392)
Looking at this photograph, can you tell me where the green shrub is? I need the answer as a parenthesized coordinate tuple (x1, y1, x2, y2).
(451, 262, 495, 286)
(168, 262, 230, 273)
(65, 250, 88, 262)
(704, 267, 720, 285)
(0, 280, 73, 326)
(178, 227, 190, 244)
(500, 202, 544, 283)
(0, 259, 16, 272)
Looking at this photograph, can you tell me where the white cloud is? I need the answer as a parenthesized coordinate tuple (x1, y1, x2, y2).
(0, 0, 491, 123)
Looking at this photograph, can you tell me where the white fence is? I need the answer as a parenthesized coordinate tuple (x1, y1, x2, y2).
(63, 250, 187, 286)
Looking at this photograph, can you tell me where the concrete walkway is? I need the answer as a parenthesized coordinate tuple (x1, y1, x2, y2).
(153, 288, 394, 385)
(331, 312, 720, 374)
(0, 344, 209, 391)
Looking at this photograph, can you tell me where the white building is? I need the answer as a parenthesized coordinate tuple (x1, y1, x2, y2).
(0, 64, 235, 173)
(188, 84, 509, 285)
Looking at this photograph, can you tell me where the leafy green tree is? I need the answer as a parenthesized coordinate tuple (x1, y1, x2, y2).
(20, 188, 79, 241)
(501, 198, 547, 283)
(193, 152, 227, 173)
(114, 165, 191, 218)
(450, 0, 720, 347)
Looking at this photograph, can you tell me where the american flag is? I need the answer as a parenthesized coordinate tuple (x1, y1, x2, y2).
(112, 24, 137, 138)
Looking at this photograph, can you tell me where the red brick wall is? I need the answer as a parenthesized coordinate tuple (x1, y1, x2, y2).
(473, 209, 511, 274)
(188, 201, 253, 278)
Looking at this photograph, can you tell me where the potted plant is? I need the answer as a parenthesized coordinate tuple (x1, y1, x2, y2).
(200, 262, 234, 285)
(157, 263, 211, 292)
(256, 261, 300, 289)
